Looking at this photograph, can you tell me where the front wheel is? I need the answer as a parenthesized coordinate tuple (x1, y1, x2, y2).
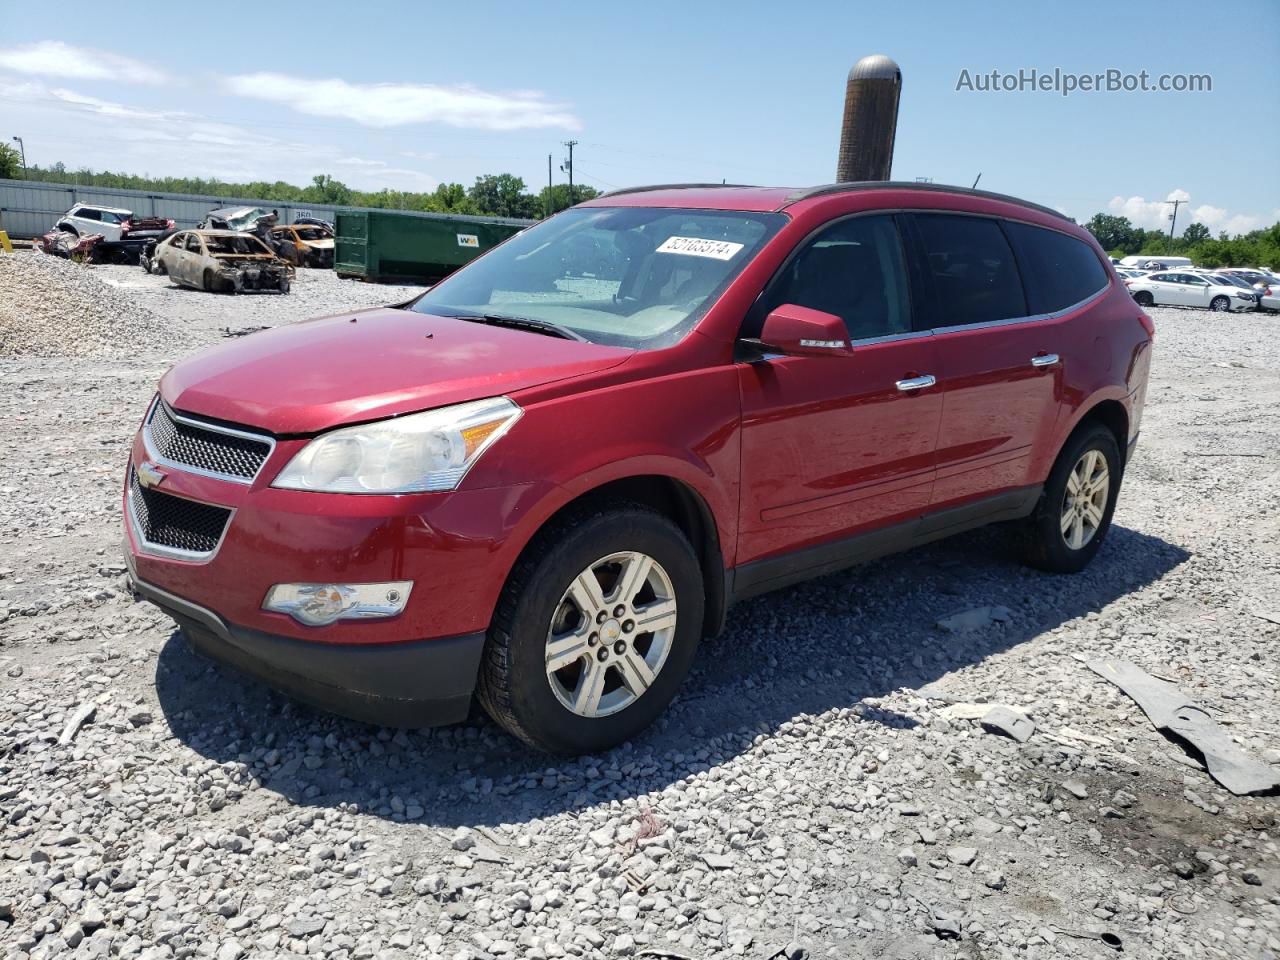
(1133, 290, 1154, 307)
(1021, 424, 1121, 574)
(477, 504, 703, 754)
(1210, 295, 1230, 312)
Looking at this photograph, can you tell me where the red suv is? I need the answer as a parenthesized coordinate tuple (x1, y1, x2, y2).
(124, 182, 1153, 753)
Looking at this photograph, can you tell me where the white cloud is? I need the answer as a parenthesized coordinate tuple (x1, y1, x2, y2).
(0, 40, 168, 84)
(1107, 188, 1267, 236)
(222, 72, 580, 131)
(0, 78, 439, 192)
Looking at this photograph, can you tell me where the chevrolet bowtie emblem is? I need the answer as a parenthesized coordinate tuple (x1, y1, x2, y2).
(136, 461, 166, 489)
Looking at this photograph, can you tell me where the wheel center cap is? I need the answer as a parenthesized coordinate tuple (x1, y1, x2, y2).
(601, 619, 622, 642)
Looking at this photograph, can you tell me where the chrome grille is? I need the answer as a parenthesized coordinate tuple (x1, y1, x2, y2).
(145, 400, 272, 483)
(129, 470, 232, 557)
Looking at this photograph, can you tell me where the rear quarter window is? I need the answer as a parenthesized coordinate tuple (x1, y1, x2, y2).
(1004, 221, 1110, 314)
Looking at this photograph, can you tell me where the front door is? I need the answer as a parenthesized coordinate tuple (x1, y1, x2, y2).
(1177, 273, 1213, 307)
(737, 213, 942, 570)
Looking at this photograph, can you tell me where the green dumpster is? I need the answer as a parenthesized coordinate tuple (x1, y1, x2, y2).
(335, 209, 532, 282)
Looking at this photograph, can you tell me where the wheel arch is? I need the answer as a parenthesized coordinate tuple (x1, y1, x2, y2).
(1063, 396, 1130, 469)
(506, 473, 729, 641)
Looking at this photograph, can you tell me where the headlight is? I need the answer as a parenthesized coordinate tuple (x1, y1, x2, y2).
(273, 397, 521, 494)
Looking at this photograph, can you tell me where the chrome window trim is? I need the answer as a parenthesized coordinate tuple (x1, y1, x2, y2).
(924, 285, 1109, 335)
(126, 468, 235, 563)
(142, 396, 276, 486)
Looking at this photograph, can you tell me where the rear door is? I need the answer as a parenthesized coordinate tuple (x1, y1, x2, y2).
(736, 213, 942, 572)
(908, 213, 1088, 509)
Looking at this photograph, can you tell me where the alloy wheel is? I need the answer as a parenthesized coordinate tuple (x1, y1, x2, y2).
(544, 551, 677, 718)
(1060, 449, 1109, 550)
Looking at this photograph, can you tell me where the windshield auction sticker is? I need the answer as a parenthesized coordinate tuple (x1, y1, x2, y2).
(656, 236, 745, 261)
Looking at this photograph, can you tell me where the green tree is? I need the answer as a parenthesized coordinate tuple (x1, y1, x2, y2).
(537, 183, 601, 216)
(468, 174, 539, 218)
(0, 143, 23, 179)
(1084, 213, 1141, 254)
(1180, 222, 1210, 246)
(302, 174, 353, 206)
(432, 182, 470, 212)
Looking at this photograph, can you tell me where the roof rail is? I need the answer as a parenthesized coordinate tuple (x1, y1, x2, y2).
(783, 181, 1072, 222)
(597, 183, 756, 199)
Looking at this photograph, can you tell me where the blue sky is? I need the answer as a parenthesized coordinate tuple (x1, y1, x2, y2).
(2, 0, 1277, 233)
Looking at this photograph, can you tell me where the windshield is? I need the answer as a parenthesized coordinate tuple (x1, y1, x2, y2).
(410, 206, 785, 348)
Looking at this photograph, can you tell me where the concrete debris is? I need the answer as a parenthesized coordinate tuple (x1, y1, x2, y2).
(57, 702, 96, 745)
(1089, 658, 1280, 795)
(980, 705, 1035, 742)
(936, 605, 1011, 632)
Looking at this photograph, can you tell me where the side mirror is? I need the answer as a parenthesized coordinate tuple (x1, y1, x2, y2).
(753, 304, 853, 357)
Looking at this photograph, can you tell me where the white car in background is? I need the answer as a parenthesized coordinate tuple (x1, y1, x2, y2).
(1124, 271, 1259, 312)
(1115, 268, 1149, 279)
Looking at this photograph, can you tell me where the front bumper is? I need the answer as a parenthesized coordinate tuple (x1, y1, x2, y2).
(128, 557, 484, 727)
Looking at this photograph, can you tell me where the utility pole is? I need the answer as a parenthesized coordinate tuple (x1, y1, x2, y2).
(11, 136, 26, 175)
(561, 140, 578, 204)
(1165, 198, 1186, 241)
(547, 153, 553, 218)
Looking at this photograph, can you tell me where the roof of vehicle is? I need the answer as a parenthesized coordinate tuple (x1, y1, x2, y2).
(584, 181, 1072, 221)
(205, 206, 270, 218)
(70, 204, 132, 214)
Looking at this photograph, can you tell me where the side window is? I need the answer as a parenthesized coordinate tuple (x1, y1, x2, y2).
(76, 208, 101, 222)
(1003, 221, 1110, 314)
(1184, 274, 1208, 286)
(1149, 273, 1173, 283)
(755, 214, 911, 340)
(913, 214, 1027, 327)
(186, 235, 203, 253)
(168, 233, 186, 248)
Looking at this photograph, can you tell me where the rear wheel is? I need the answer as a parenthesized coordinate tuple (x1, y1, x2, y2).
(1021, 424, 1121, 574)
(1133, 290, 1154, 307)
(202, 269, 215, 293)
(477, 504, 703, 754)
(1210, 295, 1230, 312)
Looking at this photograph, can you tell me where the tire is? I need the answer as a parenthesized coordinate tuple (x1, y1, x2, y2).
(139, 255, 152, 274)
(1210, 296, 1230, 312)
(477, 503, 704, 754)
(1021, 424, 1121, 574)
(278, 277, 291, 294)
(1133, 290, 1154, 307)
(202, 269, 214, 293)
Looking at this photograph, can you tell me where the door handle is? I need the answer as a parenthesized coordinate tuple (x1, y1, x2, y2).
(895, 374, 937, 391)
(1030, 353, 1060, 367)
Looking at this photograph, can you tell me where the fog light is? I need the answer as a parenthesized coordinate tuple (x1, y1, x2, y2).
(263, 581, 412, 626)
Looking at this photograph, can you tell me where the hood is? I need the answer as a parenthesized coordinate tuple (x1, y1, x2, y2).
(160, 308, 633, 434)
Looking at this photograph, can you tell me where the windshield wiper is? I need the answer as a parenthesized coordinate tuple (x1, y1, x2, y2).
(455, 313, 587, 342)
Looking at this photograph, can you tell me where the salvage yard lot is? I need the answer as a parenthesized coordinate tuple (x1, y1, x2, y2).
(1, 255, 1278, 960)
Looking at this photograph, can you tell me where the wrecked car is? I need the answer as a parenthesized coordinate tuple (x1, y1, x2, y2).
(37, 229, 104, 260)
(153, 230, 293, 294)
(271, 223, 335, 268)
(54, 204, 175, 263)
(199, 206, 278, 233)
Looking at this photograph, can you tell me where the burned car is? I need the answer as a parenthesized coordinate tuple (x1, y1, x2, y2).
(153, 230, 293, 294)
(271, 223, 335, 268)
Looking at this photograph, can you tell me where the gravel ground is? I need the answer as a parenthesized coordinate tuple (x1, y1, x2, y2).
(1, 256, 1278, 960)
